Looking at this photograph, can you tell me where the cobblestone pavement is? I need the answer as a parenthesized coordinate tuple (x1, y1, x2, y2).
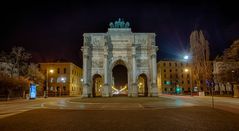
(1, 95, 239, 131)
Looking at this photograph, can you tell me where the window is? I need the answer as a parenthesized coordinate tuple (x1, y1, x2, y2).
(200, 80, 203, 84)
(169, 69, 172, 72)
(181, 74, 183, 78)
(164, 88, 167, 91)
(63, 86, 66, 91)
(170, 74, 172, 78)
(176, 74, 178, 78)
(181, 62, 183, 66)
(57, 68, 60, 74)
(175, 69, 178, 72)
(188, 80, 190, 84)
(164, 69, 166, 72)
(182, 81, 184, 84)
(188, 88, 191, 91)
(175, 63, 177, 67)
(64, 68, 66, 74)
(50, 77, 54, 83)
(164, 74, 166, 78)
(169, 63, 171, 66)
(164, 80, 167, 84)
(163, 63, 166, 66)
(187, 74, 189, 78)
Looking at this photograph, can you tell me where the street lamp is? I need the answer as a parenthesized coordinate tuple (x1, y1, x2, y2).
(60, 77, 66, 96)
(80, 78, 83, 95)
(184, 68, 193, 96)
(45, 69, 54, 98)
(184, 55, 189, 60)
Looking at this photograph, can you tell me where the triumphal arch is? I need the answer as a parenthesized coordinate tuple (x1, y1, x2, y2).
(81, 19, 158, 97)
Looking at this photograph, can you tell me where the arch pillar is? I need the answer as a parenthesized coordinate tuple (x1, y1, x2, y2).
(102, 47, 109, 97)
(131, 47, 138, 97)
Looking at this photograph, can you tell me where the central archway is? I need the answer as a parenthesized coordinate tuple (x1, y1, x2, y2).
(112, 60, 128, 96)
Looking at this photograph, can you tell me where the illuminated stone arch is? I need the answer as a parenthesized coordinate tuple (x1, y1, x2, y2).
(81, 21, 158, 97)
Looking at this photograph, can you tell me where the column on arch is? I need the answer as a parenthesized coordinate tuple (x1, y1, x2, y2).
(82, 46, 90, 97)
(131, 46, 138, 97)
(150, 46, 158, 96)
(103, 47, 109, 97)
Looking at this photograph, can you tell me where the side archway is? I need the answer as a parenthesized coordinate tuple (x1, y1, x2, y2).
(92, 74, 103, 97)
(137, 74, 148, 96)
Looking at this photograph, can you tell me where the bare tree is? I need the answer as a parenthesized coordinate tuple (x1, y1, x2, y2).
(0, 46, 32, 99)
(27, 63, 45, 83)
(190, 30, 212, 91)
(10, 46, 31, 77)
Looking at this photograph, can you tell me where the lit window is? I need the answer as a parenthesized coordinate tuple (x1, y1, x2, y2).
(50, 77, 54, 83)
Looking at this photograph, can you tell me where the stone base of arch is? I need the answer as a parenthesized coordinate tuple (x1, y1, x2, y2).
(131, 83, 138, 97)
(150, 83, 158, 97)
(82, 83, 91, 97)
(102, 84, 110, 97)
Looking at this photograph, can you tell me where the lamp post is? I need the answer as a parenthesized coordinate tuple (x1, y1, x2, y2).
(231, 70, 235, 97)
(184, 68, 193, 96)
(45, 69, 54, 98)
(183, 55, 193, 96)
(81, 78, 83, 95)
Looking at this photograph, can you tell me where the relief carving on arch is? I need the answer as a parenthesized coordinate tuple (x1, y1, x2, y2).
(92, 60, 103, 68)
(84, 36, 91, 46)
(137, 59, 148, 67)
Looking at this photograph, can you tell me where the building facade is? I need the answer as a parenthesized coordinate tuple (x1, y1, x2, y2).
(38, 62, 83, 96)
(81, 19, 158, 97)
(158, 60, 213, 95)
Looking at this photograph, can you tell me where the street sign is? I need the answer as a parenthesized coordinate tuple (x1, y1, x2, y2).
(30, 84, 37, 99)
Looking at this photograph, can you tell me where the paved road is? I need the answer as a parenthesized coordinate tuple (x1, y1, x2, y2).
(1, 96, 239, 131)
(0, 97, 69, 118)
(1, 95, 239, 119)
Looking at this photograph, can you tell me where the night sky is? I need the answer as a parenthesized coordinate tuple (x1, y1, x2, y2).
(1, 1, 239, 67)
